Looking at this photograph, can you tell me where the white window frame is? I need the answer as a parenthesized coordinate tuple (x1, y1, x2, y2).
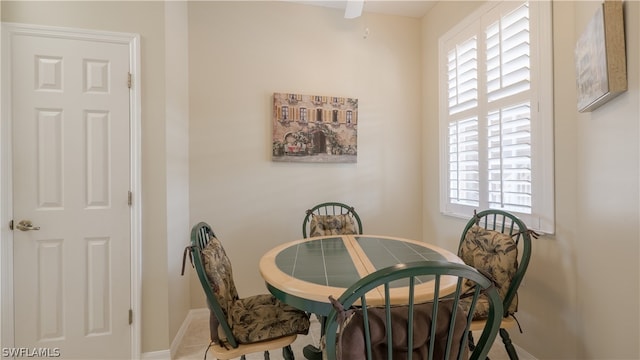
(438, 0, 555, 233)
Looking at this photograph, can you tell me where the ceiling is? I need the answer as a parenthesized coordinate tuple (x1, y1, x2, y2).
(293, 1, 436, 19)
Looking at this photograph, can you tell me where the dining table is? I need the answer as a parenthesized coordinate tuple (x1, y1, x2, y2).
(258, 234, 464, 359)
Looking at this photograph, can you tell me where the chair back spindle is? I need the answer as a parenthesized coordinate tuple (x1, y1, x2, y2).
(458, 209, 534, 360)
(324, 261, 503, 360)
(302, 202, 363, 238)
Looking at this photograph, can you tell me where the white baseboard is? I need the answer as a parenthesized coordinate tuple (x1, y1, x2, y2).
(170, 308, 209, 359)
(514, 343, 537, 360)
(140, 349, 170, 360)
(140, 308, 208, 360)
(491, 341, 537, 359)
(475, 329, 537, 360)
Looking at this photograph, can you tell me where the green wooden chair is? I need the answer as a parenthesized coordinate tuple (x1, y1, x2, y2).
(458, 210, 534, 360)
(182, 222, 310, 360)
(323, 260, 503, 360)
(302, 202, 363, 238)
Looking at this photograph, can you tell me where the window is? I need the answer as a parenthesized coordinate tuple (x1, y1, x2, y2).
(439, 1, 554, 233)
(300, 107, 307, 122)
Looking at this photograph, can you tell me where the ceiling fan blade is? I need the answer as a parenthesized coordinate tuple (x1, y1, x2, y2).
(344, 0, 364, 19)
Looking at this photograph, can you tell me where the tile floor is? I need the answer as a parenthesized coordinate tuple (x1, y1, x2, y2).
(173, 312, 516, 360)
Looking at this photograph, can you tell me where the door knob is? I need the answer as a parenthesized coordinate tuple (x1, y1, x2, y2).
(16, 220, 40, 231)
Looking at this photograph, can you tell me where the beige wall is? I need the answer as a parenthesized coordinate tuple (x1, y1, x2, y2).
(422, 1, 640, 359)
(1, 1, 176, 353)
(571, 1, 639, 358)
(164, 1, 192, 348)
(1, 0, 425, 354)
(3, 1, 639, 358)
(0, 1, 3, 350)
(187, 1, 424, 302)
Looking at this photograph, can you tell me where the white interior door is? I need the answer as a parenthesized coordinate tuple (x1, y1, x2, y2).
(10, 29, 132, 359)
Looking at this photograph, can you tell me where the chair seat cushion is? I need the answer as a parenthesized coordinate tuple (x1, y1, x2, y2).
(459, 225, 518, 318)
(202, 237, 310, 344)
(329, 301, 468, 360)
(309, 214, 357, 237)
(229, 294, 310, 344)
(201, 236, 240, 316)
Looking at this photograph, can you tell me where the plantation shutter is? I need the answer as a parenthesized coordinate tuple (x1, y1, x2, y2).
(444, 1, 533, 213)
(447, 34, 480, 207)
(439, 0, 553, 232)
(485, 2, 532, 213)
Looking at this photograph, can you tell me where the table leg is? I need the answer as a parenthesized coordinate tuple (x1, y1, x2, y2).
(302, 315, 326, 360)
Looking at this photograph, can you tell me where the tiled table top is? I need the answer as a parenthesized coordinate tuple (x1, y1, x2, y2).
(259, 235, 463, 315)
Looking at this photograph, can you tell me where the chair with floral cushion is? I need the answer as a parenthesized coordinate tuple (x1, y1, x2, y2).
(182, 222, 310, 360)
(302, 202, 363, 238)
(323, 260, 503, 360)
(458, 210, 534, 360)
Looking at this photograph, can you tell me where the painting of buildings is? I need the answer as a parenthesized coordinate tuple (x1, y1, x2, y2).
(272, 92, 358, 163)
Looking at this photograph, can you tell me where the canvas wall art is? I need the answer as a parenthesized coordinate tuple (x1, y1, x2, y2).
(575, 0, 627, 112)
(272, 92, 358, 163)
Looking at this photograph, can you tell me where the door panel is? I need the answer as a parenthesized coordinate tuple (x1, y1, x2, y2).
(11, 31, 131, 359)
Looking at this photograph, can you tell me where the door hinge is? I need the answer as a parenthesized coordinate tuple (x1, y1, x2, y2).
(9, 220, 14, 230)
(128, 191, 133, 206)
(127, 72, 132, 89)
(129, 309, 133, 325)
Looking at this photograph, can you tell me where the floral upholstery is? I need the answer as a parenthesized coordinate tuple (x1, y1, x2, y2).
(309, 214, 357, 237)
(201, 236, 310, 344)
(229, 294, 310, 343)
(201, 236, 239, 319)
(459, 225, 518, 319)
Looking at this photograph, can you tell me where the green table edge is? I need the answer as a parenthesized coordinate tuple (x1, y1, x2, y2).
(266, 283, 332, 316)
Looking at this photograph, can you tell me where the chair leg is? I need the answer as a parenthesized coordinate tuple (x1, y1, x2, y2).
(240, 356, 246, 360)
(467, 330, 476, 353)
(303, 345, 322, 360)
(499, 328, 519, 360)
(301, 315, 325, 360)
(467, 331, 492, 360)
(209, 312, 217, 342)
(282, 345, 294, 360)
(318, 315, 326, 336)
(263, 350, 270, 359)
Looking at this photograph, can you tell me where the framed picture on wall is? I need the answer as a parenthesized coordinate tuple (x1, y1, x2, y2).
(574, 0, 627, 113)
(272, 92, 358, 163)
